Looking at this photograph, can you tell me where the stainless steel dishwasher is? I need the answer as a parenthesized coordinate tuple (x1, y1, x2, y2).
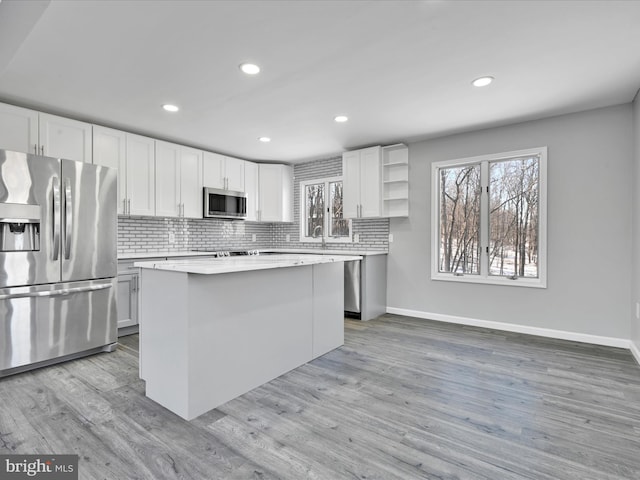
(344, 259, 361, 318)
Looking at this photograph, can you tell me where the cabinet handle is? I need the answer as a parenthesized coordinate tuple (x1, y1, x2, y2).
(34, 144, 38, 155)
(40, 145, 44, 155)
(127, 198, 131, 215)
(122, 199, 127, 214)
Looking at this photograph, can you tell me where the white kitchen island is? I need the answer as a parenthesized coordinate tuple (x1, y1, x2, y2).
(134, 254, 360, 420)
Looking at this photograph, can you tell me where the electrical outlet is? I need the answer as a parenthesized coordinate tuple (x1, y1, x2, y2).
(252, 234, 256, 242)
(286, 234, 290, 242)
(353, 233, 360, 243)
(168, 232, 175, 244)
(389, 233, 394, 243)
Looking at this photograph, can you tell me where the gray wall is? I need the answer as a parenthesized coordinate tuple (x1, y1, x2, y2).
(633, 95, 640, 347)
(388, 104, 633, 340)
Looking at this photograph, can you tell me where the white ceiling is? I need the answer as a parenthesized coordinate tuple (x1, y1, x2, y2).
(1, 0, 640, 164)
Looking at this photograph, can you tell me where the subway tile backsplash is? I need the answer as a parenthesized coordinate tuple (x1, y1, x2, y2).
(118, 156, 389, 254)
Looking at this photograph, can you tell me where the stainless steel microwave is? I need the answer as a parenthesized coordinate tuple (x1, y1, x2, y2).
(203, 187, 247, 219)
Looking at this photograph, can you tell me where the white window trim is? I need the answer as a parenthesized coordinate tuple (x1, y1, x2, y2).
(299, 176, 353, 244)
(430, 147, 547, 288)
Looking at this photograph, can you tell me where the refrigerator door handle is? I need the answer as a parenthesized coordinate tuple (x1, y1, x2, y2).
(52, 177, 61, 260)
(0, 283, 112, 300)
(63, 178, 73, 259)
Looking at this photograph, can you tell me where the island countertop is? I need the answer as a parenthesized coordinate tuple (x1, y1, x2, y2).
(134, 253, 362, 275)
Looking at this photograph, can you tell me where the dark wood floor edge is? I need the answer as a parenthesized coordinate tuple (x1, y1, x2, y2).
(383, 308, 638, 358)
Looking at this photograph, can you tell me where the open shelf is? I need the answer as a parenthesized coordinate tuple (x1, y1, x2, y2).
(382, 144, 409, 217)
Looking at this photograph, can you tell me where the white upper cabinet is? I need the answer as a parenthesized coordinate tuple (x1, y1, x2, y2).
(244, 160, 259, 222)
(179, 146, 203, 218)
(93, 125, 127, 214)
(156, 140, 202, 218)
(203, 151, 245, 192)
(202, 151, 225, 189)
(126, 134, 155, 216)
(94, 126, 155, 216)
(0, 103, 38, 154)
(342, 146, 382, 218)
(258, 163, 293, 222)
(224, 156, 245, 192)
(0, 103, 92, 162)
(155, 141, 182, 217)
(39, 113, 93, 163)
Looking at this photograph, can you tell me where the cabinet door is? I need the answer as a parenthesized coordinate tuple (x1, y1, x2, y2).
(359, 146, 381, 218)
(258, 164, 292, 222)
(202, 151, 225, 189)
(155, 141, 181, 217)
(117, 272, 138, 329)
(244, 161, 259, 221)
(258, 164, 281, 222)
(342, 150, 361, 219)
(225, 156, 245, 192)
(39, 113, 92, 163)
(180, 146, 203, 218)
(0, 102, 38, 154)
(93, 126, 127, 214)
(126, 133, 155, 216)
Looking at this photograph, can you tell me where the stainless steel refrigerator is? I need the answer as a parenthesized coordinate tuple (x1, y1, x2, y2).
(0, 149, 118, 376)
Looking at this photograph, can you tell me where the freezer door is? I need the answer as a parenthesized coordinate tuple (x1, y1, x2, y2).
(0, 277, 117, 375)
(61, 159, 117, 282)
(0, 150, 61, 288)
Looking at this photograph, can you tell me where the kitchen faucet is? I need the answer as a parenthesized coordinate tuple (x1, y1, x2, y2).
(312, 225, 326, 249)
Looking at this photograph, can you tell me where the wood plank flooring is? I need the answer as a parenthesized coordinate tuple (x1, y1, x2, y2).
(2, 314, 640, 479)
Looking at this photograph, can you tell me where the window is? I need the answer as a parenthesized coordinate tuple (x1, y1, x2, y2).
(431, 147, 547, 288)
(300, 177, 352, 243)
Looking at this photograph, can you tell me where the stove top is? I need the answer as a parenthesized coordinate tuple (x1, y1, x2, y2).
(191, 249, 261, 258)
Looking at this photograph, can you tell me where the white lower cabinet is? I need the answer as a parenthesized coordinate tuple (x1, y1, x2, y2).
(117, 261, 139, 333)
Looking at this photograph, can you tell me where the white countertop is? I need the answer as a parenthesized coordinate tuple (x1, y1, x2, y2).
(118, 251, 217, 260)
(134, 253, 363, 275)
(119, 248, 386, 260)
(264, 248, 387, 256)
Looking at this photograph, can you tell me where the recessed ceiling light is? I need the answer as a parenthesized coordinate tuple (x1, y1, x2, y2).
(240, 63, 260, 75)
(334, 115, 349, 123)
(472, 76, 494, 87)
(258, 137, 271, 143)
(162, 104, 179, 112)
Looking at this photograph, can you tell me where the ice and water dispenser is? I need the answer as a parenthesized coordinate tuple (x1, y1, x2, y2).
(0, 203, 41, 252)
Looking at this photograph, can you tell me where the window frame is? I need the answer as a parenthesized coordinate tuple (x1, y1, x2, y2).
(299, 176, 353, 244)
(431, 147, 547, 288)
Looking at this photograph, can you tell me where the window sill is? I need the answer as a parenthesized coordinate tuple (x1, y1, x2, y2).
(431, 272, 546, 289)
(300, 237, 353, 245)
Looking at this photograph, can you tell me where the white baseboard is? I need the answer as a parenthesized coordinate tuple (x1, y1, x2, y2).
(386, 307, 631, 349)
(631, 341, 640, 366)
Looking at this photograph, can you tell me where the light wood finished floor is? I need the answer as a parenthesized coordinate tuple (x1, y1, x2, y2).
(1, 314, 640, 479)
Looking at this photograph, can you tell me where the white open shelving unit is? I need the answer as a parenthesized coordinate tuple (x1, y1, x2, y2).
(382, 144, 409, 217)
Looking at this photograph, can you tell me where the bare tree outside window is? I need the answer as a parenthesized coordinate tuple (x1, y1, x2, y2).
(489, 157, 539, 278)
(432, 147, 546, 288)
(301, 177, 352, 243)
(305, 183, 324, 237)
(329, 181, 349, 237)
(438, 164, 481, 274)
